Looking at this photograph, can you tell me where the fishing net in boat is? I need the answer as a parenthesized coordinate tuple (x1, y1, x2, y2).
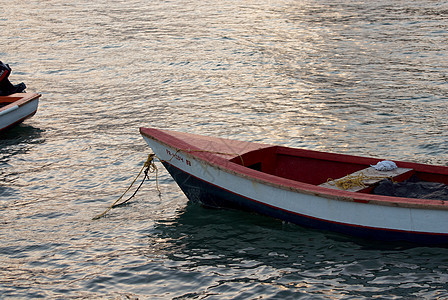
(374, 175, 448, 201)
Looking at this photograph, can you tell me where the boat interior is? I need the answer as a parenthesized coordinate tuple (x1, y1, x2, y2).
(229, 146, 448, 196)
(0, 95, 27, 108)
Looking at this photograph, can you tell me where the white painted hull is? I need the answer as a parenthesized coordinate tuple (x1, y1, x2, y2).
(0, 93, 40, 131)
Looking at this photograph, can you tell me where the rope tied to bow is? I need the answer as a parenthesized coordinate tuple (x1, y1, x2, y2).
(93, 148, 245, 220)
(92, 153, 159, 220)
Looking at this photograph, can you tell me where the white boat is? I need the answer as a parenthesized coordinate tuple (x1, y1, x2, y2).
(140, 127, 448, 245)
(0, 93, 41, 132)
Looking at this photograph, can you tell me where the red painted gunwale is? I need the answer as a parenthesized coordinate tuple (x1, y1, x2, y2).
(0, 92, 41, 111)
(139, 127, 448, 210)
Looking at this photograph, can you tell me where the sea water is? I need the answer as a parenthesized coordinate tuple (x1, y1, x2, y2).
(1, 0, 447, 298)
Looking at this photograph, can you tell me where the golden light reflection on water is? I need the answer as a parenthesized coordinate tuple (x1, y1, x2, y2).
(1, 0, 448, 298)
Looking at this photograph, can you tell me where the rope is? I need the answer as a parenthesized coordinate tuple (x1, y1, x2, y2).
(92, 153, 159, 220)
(93, 148, 244, 220)
(326, 172, 394, 190)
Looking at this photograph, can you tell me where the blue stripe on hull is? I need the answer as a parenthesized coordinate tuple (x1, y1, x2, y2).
(163, 162, 448, 246)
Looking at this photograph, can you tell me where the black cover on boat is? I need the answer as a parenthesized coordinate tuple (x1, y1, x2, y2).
(374, 175, 448, 200)
(0, 61, 26, 96)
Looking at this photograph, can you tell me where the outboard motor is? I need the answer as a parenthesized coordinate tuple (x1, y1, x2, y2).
(0, 61, 26, 96)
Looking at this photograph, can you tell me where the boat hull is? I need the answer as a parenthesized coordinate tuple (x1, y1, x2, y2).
(162, 161, 448, 245)
(0, 93, 40, 132)
(140, 128, 448, 246)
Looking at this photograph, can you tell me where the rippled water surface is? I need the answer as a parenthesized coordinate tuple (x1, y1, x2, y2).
(1, 0, 448, 298)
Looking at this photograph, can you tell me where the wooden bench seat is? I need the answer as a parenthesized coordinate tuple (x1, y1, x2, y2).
(319, 167, 414, 192)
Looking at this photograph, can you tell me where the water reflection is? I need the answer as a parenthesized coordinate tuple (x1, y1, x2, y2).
(1, 0, 447, 297)
(0, 125, 44, 161)
(0, 125, 44, 202)
(0, 124, 44, 143)
(148, 203, 448, 298)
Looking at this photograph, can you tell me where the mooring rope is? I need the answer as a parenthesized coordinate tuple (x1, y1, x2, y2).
(92, 153, 159, 220)
(92, 149, 244, 220)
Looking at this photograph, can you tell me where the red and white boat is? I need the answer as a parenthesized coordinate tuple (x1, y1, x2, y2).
(140, 127, 448, 245)
(0, 93, 41, 132)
